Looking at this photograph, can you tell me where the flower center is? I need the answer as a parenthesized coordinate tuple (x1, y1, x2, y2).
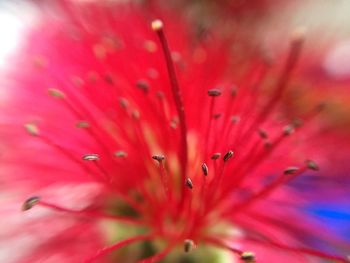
(20, 16, 350, 263)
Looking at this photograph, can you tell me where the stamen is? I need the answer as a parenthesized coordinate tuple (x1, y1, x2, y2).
(151, 19, 163, 31)
(26, 132, 98, 182)
(205, 88, 222, 159)
(170, 119, 177, 129)
(264, 140, 272, 149)
(82, 154, 111, 182)
(186, 178, 193, 189)
(230, 86, 238, 97)
(136, 79, 150, 93)
(82, 153, 100, 161)
(152, 19, 188, 185)
(118, 97, 129, 109)
(201, 163, 209, 176)
(240, 251, 256, 263)
(283, 166, 299, 175)
(22, 196, 40, 211)
(306, 159, 319, 171)
(223, 150, 234, 162)
(258, 129, 268, 139)
(114, 151, 128, 158)
(132, 110, 140, 120)
(184, 239, 195, 253)
(207, 89, 222, 97)
(292, 118, 303, 128)
(211, 152, 221, 160)
(152, 155, 171, 200)
(156, 91, 164, 99)
(104, 73, 114, 85)
(283, 124, 295, 136)
(27, 199, 142, 224)
(24, 123, 39, 136)
(48, 88, 65, 99)
(76, 121, 90, 129)
(231, 116, 240, 124)
(213, 113, 222, 119)
(152, 154, 165, 162)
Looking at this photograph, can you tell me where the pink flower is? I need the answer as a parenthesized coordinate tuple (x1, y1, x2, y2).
(1, 1, 349, 262)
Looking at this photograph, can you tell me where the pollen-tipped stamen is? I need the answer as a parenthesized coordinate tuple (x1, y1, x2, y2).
(211, 152, 221, 160)
(223, 150, 234, 162)
(152, 155, 171, 201)
(25, 198, 142, 224)
(22, 196, 40, 211)
(184, 239, 196, 253)
(83, 153, 111, 182)
(240, 251, 256, 263)
(152, 19, 188, 190)
(205, 88, 222, 160)
(185, 178, 193, 189)
(201, 163, 209, 176)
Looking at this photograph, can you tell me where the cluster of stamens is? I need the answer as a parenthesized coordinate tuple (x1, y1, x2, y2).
(20, 18, 350, 263)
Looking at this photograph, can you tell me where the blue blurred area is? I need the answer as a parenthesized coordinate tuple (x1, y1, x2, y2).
(308, 204, 350, 242)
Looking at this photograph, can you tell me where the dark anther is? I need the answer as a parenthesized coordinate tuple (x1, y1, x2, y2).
(152, 155, 165, 162)
(207, 89, 221, 97)
(258, 129, 268, 139)
(223, 150, 234, 162)
(119, 98, 129, 109)
(184, 239, 195, 253)
(211, 153, 221, 160)
(185, 178, 193, 189)
(292, 118, 303, 128)
(231, 116, 240, 124)
(264, 141, 272, 149)
(136, 79, 150, 93)
(283, 125, 295, 136)
(284, 166, 299, 175)
(156, 91, 164, 99)
(306, 160, 319, 171)
(201, 163, 208, 176)
(230, 86, 238, 97)
(240, 251, 256, 263)
(104, 73, 114, 85)
(316, 102, 327, 112)
(22, 196, 40, 211)
(213, 113, 222, 119)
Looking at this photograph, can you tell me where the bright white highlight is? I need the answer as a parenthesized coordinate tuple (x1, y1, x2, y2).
(0, 12, 23, 68)
(324, 40, 350, 80)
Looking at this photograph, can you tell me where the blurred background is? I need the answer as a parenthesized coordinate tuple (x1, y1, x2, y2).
(0, 0, 349, 262)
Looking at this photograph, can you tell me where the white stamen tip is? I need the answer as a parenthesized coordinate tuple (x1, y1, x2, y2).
(291, 26, 306, 44)
(151, 19, 163, 31)
(82, 154, 100, 161)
